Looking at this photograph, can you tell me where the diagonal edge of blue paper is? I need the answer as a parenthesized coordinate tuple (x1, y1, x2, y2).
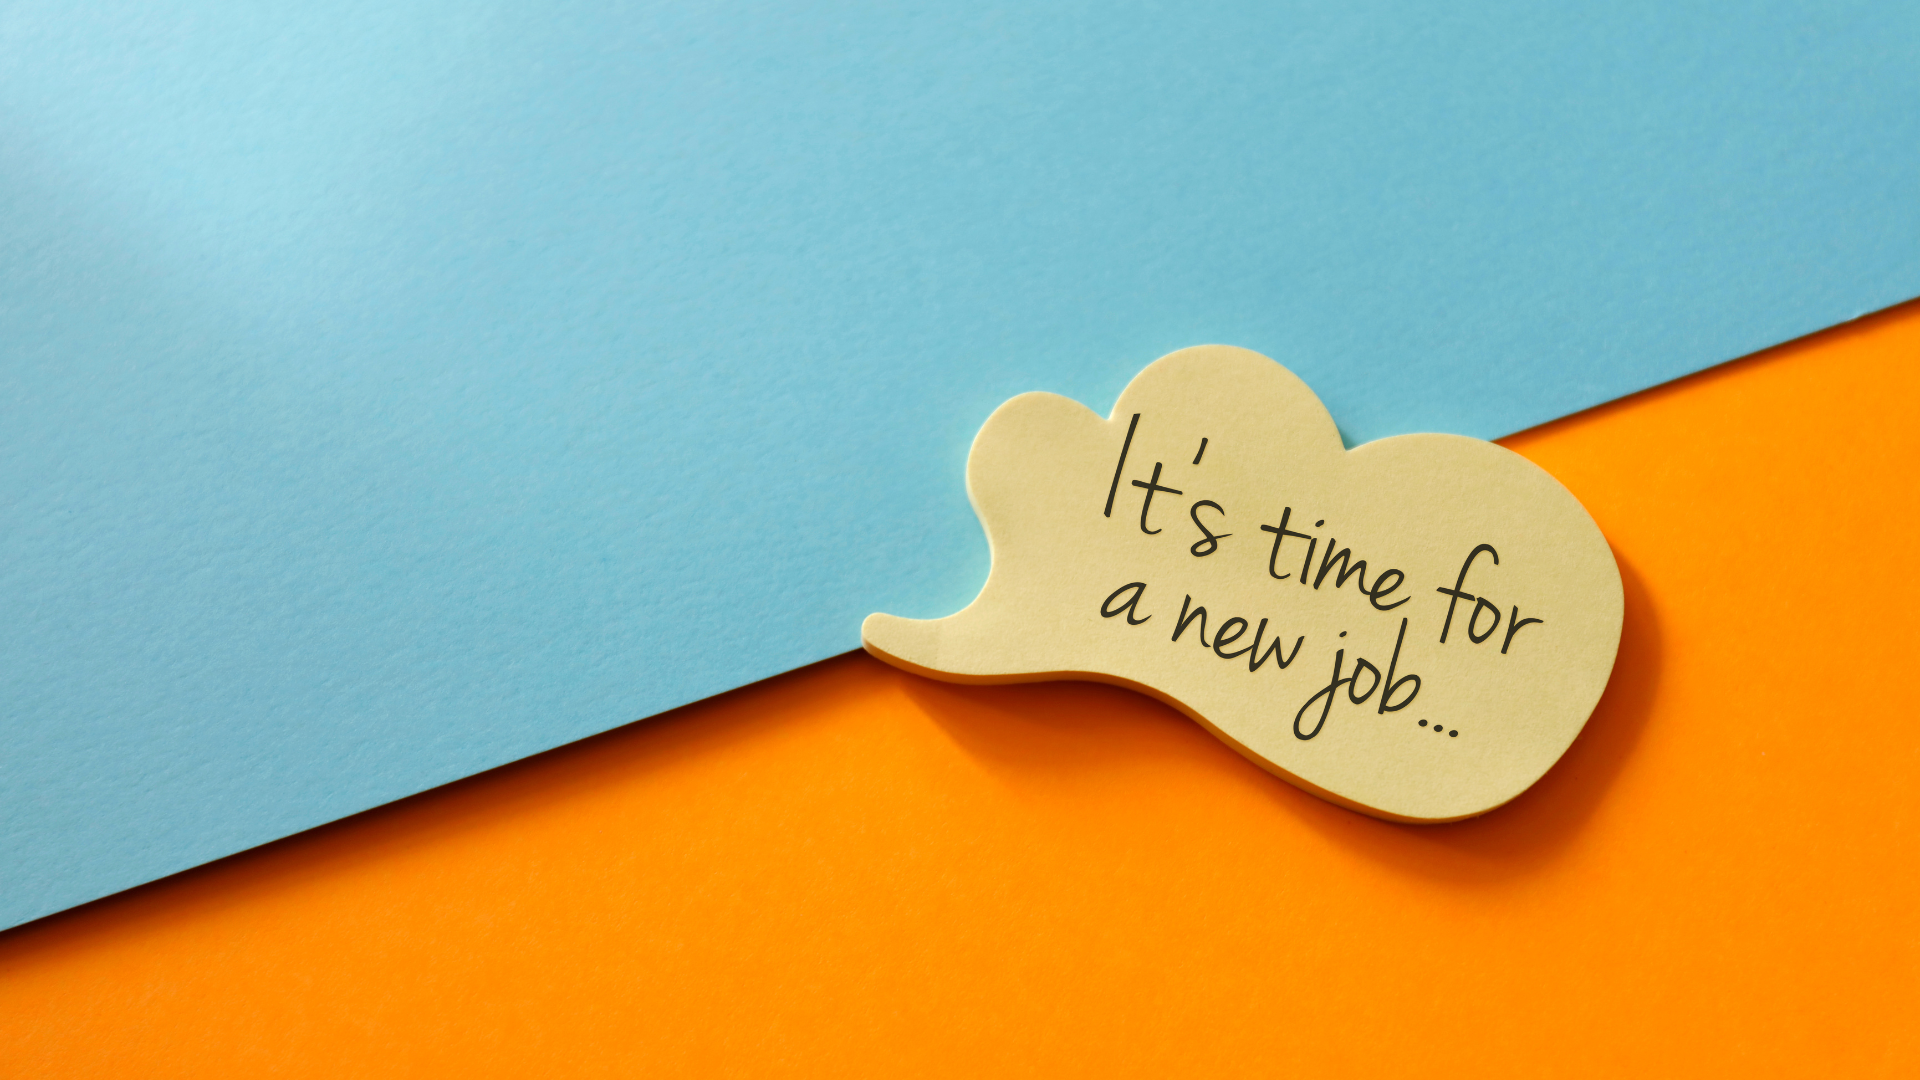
(2, 1, 1916, 930)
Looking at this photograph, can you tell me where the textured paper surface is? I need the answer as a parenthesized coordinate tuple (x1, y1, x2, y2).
(3, 2, 1918, 927)
(4, 306, 1917, 1075)
(865, 348, 1622, 820)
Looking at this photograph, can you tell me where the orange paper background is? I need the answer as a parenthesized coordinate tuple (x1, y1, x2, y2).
(3, 304, 1917, 1076)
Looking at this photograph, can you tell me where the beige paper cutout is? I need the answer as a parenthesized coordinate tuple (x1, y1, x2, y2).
(863, 346, 1622, 822)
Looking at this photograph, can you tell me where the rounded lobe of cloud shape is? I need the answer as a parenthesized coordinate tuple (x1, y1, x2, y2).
(863, 346, 1622, 822)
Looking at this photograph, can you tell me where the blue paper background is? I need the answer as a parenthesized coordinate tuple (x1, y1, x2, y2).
(3, 1, 1917, 929)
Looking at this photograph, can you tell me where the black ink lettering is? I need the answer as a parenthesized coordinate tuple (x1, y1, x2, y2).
(1213, 617, 1253, 660)
(1437, 544, 1499, 643)
(1100, 582, 1151, 625)
(1300, 536, 1318, 585)
(1502, 607, 1544, 654)
(1467, 597, 1502, 643)
(1130, 462, 1183, 535)
(1367, 568, 1408, 611)
(1258, 507, 1311, 581)
(1377, 618, 1420, 713)
(1191, 438, 1208, 465)
(1247, 619, 1304, 672)
(1172, 594, 1210, 646)
(1188, 500, 1230, 557)
(1294, 649, 1352, 740)
(1313, 541, 1371, 592)
(1347, 657, 1381, 705)
(1103, 413, 1140, 518)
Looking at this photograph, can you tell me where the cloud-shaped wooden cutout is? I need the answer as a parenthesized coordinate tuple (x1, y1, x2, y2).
(864, 346, 1622, 822)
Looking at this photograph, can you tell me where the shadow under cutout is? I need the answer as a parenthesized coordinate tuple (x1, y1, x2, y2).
(902, 551, 1662, 887)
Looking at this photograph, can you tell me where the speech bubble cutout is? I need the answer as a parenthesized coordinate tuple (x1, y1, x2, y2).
(863, 346, 1623, 822)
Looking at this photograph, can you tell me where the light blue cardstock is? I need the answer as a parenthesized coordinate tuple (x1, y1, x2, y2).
(3, 2, 1917, 928)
